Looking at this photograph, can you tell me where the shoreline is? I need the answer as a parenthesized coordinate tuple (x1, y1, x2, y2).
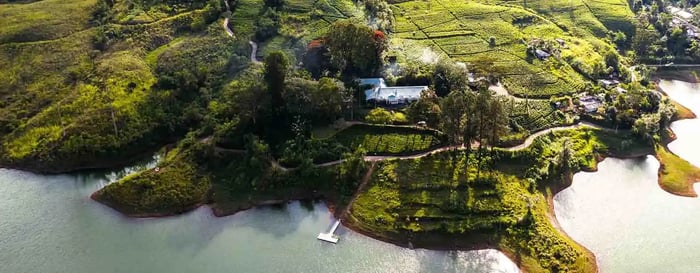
(656, 81, 700, 197)
(0, 143, 171, 175)
(651, 68, 700, 83)
(25, 78, 700, 272)
(70, 136, 696, 273)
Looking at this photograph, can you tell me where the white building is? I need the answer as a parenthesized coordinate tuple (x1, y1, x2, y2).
(358, 78, 428, 105)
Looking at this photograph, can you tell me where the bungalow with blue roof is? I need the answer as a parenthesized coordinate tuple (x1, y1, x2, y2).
(358, 78, 428, 106)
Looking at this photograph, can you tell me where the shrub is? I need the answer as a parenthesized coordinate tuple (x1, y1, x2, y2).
(366, 108, 394, 124)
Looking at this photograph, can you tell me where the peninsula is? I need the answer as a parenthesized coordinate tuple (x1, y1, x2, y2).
(2, 0, 700, 272)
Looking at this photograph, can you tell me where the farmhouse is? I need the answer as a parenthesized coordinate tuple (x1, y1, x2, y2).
(579, 95, 603, 113)
(669, 6, 693, 20)
(598, 79, 620, 89)
(358, 78, 428, 105)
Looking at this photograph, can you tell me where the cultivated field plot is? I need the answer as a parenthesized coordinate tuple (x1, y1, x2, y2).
(329, 124, 446, 155)
(233, 0, 363, 59)
(350, 151, 529, 235)
(483, 0, 636, 37)
(501, 98, 569, 132)
(388, 0, 634, 97)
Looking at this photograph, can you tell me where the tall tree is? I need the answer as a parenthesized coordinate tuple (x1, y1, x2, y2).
(486, 97, 508, 150)
(263, 51, 291, 145)
(264, 51, 290, 111)
(406, 89, 441, 127)
(554, 138, 575, 179)
(440, 91, 468, 145)
(432, 60, 468, 97)
(474, 89, 492, 151)
(325, 20, 386, 77)
(311, 77, 347, 122)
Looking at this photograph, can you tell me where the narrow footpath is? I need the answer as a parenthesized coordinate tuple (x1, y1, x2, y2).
(214, 122, 613, 169)
(339, 162, 377, 219)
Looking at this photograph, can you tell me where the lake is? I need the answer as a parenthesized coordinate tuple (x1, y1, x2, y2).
(554, 79, 700, 272)
(0, 164, 518, 273)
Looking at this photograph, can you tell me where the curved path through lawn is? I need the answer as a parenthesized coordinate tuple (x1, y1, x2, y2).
(226, 121, 613, 171)
(358, 122, 608, 164)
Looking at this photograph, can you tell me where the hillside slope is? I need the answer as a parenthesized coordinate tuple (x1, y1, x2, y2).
(387, 0, 635, 97)
(0, 0, 250, 172)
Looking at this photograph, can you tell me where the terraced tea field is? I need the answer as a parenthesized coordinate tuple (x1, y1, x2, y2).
(233, 0, 363, 60)
(502, 98, 570, 132)
(350, 151, 529, 235)
(388, 0, 635, 98)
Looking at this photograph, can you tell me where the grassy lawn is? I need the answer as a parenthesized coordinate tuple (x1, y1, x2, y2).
(93, 150, 210, 216)
(350, 152, 529, 235)
(502, 98, 571, 132)
(671, 100, 697, 121)
(656, 145, 700, 197)
(0, 0, 97, 44)
(329, 124, 446, 155)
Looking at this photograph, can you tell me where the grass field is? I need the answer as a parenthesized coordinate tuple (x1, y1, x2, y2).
(501, 98, 571, 132)
(351, 152, 529, 235)
(656, 145, 700, 197)
(349, 127, 653, 272)
(93, 151, 210, 216)
(0, 0, 245, 171)
(231, 0, 363, 61)
(0, 0, 97, 44)
(349, 149, 595, 272)
(328, 124, 446, 155)
(387, 0, 634, 97)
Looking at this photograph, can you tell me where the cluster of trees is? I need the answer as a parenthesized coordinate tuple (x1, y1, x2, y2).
(304, 20, 387, 78)
(591, 82, 676, 142)
(365, 108, 407, 124)
(210, 51, 352, 150)
(438, 90, 508, 150)
(630, 0, 700, 62)
(363, 0, 393, 31)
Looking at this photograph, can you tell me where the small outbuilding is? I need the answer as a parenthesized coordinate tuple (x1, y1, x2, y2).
(535, 49, 551, 59)
(555, 38, 566, 46)
(598, 79, 620, 89)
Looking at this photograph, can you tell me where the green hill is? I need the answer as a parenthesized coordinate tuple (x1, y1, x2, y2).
(0, 0, 248, 172)
(0, 0, 638, 172)
(387, 0, 635, 97)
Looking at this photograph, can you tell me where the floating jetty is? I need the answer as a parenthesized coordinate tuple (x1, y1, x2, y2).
(317, 220, 341, 243)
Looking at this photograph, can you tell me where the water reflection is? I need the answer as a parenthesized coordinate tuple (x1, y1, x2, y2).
(660, 80, 700, 168)
(553, 78, 700, 273)
(555, 157, 700, 272)
(0, 166, 518, 273)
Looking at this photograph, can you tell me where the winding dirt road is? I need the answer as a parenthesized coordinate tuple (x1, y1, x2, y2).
(308, 122, 611, 168)
(220, 7, 260, 64)
(249, 41, 260, 63)
(213, 122, 612, 169)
